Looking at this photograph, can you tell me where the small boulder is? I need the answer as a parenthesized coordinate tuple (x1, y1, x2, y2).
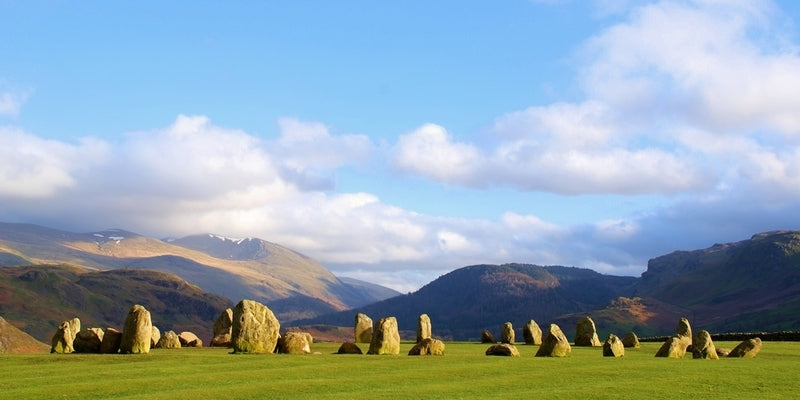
(501, 322, 515, 344)
(727, 338, 762, 358)
(367, 316, 400, 355)
(574, 316, 601, 347)
(416, 314, 432, 343)
(486, 343, 520, 357)
(621, 331, 640, 348)
(536, 323, 571, 357)
(602, 334, 625, 357)
(100, 327, 122, 354)
(156, 330, 181, 349)
(336, 342, 363, 354)
(480, 330, 497, 344)
(211, 308, 233, 347)
(150, 326, 161, 348)
(408, 338, 445, 356)
(231, 299, 281, 354)
(178, 331, 202, 347)
(73, 328, 104, 354)
(523, 320, 542, 345)
(354, 313, 373, 344)
(120, 305, 152, 354)
(536, 324, 572, 357)
(692, 330, 719, 359)
(278, 331, 311, 354)
(716, 347, 731, 357)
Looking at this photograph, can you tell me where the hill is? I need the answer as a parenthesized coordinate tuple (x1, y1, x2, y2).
(0, 223, 399, 322)
(294, 263, 638, 340)
(0, 264, 233, 342)
(0, 315, 49, 353)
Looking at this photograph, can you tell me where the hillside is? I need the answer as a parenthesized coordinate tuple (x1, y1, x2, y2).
(0, 315, 49, 353)
(0, 223, 399, 322)
(0, 264, 233, 342)
(294, 264, 638, 340)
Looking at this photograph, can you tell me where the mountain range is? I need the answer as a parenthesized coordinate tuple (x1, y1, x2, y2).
(2, 221, 799, 344)
(0, 222, 398, 338)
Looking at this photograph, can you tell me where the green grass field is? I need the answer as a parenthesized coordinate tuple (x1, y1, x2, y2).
(0, 341, 796, 399)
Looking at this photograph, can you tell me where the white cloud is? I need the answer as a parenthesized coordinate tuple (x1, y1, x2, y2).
(0, 90, 30, 117)
(392, 123, 483, 186)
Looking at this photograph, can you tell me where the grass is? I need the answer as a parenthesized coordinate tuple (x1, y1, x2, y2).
(0, 341, 797, 399)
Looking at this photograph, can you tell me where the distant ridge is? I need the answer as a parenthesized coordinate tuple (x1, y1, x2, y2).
(0, 315, 49, 353)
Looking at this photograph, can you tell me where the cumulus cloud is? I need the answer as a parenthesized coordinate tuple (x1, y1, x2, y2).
(0, 89, 30, 117)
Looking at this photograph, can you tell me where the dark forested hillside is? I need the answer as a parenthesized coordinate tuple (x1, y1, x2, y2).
(294, 264, 637, 340)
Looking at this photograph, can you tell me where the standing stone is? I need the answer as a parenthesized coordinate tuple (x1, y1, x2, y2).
(100, 327, 122, 354)
(231, 299, 281, 354)
(501, 322, 515, 344)
(73, 328, 104, 353)
(655, 336, 688, 358)
(211, 308, 233, 347)
(676, 317, 692, 348)
(692, 330, 719, 359)
(481, 330, 497, 343)
(574, 316, 601, 346)
(278, 331, 311, 354)
(408, 338, 445, 356)
(150, 326, 161, 348)
(354, 313, 373, 344)
(416, 314, 432, 343)
(486, 343, 520, 357)
(120, 304, 152, 354)
(337, 342, 363, 354)
(602, 334, 625, 357)
(523, 320, 542, 345)
(50, 317, 81, 354)
(621, 331, 640, 348)
(155, 330, 181, 349)
(536, 323, 571, 357)
(367, 316, 400, 355)
(727, 338, 762, 358)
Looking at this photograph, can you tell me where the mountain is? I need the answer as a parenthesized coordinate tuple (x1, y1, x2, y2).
(294, 263, 638, 340)
(0, 315, 49, 353)
(0, 264, 232, 342)
(0, 223, 399, 322)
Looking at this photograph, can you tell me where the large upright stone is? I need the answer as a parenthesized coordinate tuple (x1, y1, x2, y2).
(416, 314, 432, 343)
(155, 330, 181, 349)
(727, 338, 762, 358)
(536, 323, 571, 357)
(50, 318, 80, 354)
(211, 308, 233, 347)
(100, 327, 122, 354)
(354, 313, 373, 344)
(676, 317, 692, 347)
(523, 320, 542, 345)
(574, 316, 601, 347)
(231, 299, 281, 354)
(408, 338, 445, 356)
(501, 322, 515, 344)
(73, 328, 104, 354)
(692, 330, 719, 359)
(622, 331, 640, 348)
(120, 304, 152, 354)
(602, 334, 625, 357)
(367, 316, 400, 355)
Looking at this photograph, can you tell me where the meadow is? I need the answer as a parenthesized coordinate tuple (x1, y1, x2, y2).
(0, 341, 797, 399)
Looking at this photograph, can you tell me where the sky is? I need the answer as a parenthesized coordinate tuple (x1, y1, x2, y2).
(2, 0, 800, 292)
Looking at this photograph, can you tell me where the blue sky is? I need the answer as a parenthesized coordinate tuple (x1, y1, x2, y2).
(3, 0, 800, 292)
